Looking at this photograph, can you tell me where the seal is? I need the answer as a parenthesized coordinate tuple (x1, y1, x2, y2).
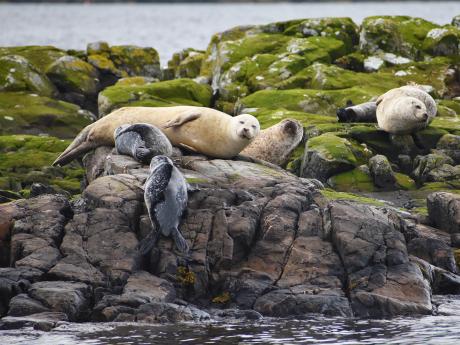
(140, 155, 189, 255)
(53, 106, 260, 166)
(241, 119, 303, 167)
(337, 101, 377, 123)
(376, 85, 436, 134)
(114, 123, 173, 164)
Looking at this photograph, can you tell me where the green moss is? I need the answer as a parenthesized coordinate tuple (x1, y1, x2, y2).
(87, 54, 120, 75)
(327, 166, 376, 192)
(168, 48, 205, 79)
(109, 45, 161, 78)
(285, 17, 359, 51)
(0, 46, 66, 74)
(240, 87, 374, 116)
(115, 76, 152, 87)
(320, 188, 385, 206)
(0, 135, 84, 198)
(395, 172, 417, 190)
(98, 78, 213, 115)
(412, 127, 449, 150)
(422, 25, 460, 56)
(246, 108, 335, 129)
(46, 56, 99, 95)
(360, 16, 438, 59)
(0, 92, 92, 138)
(0, 55, 57, 97)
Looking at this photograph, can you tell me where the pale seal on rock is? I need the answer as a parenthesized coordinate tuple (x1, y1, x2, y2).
(241, 119, 303, 167)
(376, 85, 436, 134)
(140, 155, 189, 254)
(53, 106, 260, 166)
(114, 123, 173, 164)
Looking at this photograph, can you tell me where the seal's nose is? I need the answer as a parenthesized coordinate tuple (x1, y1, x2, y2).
(422, 113, 428, 121)
(243, 127, 249, 132)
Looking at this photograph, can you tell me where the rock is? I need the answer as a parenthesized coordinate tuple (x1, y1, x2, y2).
(0, 267, 43, 316)
(0, 312, 68, 331)
(135, 302, 210, 323)
(368, 154, 397, 189)
(408, 237, 457, 273)
(108, 45, 161, 79)
(364, 56, 384, 72)
(97, 78, 212, 116)
(327, 201, 432, 317)
(29, 183, 63, 197)
(427, 192, 460, 235)
(359, 16, 438, 59)
(453, 15, 460, 28)
(211, 308, 263, 320)
(0, 135, 85, 197)
(86, 41, 110, 56)
(7, 294, 50, 316)
(327, 165, 376, 192)
(412, 153, 454, 183)
(28, 281, 91, 321)
(0, 92, 93, 138)
(300, 133, 369, 182)
(46, 55, 100, 109)
(436, 133, 460, 164)
(426, 164, 460, 182)
(166, 48, 205, 79)
(0, 55, 57, 97)
(423, 26, 460, 56)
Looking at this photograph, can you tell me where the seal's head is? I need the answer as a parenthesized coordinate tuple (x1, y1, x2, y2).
(280, 119, 303, 136)
(150, 155, 173, 170)
(403, 97, 429, 124)
(232, 114, 260, 141)
(114, 124, 131, 138)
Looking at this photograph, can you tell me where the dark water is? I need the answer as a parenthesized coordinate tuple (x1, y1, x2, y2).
(1, 2, 459, 64)
(2, 297, 460, 345)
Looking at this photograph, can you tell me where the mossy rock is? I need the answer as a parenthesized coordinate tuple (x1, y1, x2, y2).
(412, 127, 449, 151)
(98, 78, 213, 115)
(167, 48, 205, 79)
(0, 135, 84, 197)
(327, 166, 376, 192)
(334, 52, 366, 72)
(0, 55, 57, 97)
(87, 54, 121, 77)
(246, 107, 336, 129)
(109, 45, 161, 79)
(115, 76, 156, 87)
(46, 55, 100, 96)
(300, 132, 371, 181)
(239, 87, 375, 116)
(0, 92, 93, 138)
(0, 46, 66, 74)
(87, 41, 111, 56)
(422, 26, 460, 56)
(394, 172, 417, 190)
(320, 188, 385, 206)
(359, 16, 438, 60)
(285, 17, 359, 51)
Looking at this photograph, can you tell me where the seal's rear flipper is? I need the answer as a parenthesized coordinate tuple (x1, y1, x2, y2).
(138, 229, 161, 255)
(162, 111, 201, 129)
(52, 124, 95, 166)
(173, 230, 189, 254)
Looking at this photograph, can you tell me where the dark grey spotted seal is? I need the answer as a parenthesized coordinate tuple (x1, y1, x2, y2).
(114, 123, 173, 164)
(337, 101, 377, 123)
(139, 155, 189, 254)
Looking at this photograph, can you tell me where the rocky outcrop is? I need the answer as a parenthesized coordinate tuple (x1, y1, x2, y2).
(1, 151, 449, 324)
(427, 192, 460, 246)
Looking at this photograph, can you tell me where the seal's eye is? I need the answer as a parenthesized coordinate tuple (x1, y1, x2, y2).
(415, 105, 422, 109)
(251, 125, 256, 129)
(239, 121, 244, 124)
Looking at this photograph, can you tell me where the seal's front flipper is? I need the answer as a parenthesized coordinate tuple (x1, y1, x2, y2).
(162, 111, 201, 129)
(136, 147, 154, 163)
(173, 229, 189, 254)
(178, 143, 198, 153)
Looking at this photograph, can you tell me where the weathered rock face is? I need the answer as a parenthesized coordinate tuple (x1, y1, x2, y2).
(1, 151, 449, 324)
(427, 192, 460, 238)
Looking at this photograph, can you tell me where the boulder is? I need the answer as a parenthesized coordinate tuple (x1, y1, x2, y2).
(423, 26, 460, 56)
(427, 192, 460, 235)
(166, 48, 205, 79)
(412, 153, 454, 183)
(0, 55, 57, 97)
(300, 133, 369, 182)
(368, 154, 397, 189)
(97, 78, 212, 116)
(436, 133, 460, 164)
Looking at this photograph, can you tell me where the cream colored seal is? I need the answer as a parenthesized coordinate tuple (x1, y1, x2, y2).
(241, 118, 303, 167)
(376, 85, 437, 134)
(53, 106, 260, 166)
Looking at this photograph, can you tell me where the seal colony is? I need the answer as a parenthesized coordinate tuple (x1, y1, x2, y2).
(53, 106, 260, 166)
